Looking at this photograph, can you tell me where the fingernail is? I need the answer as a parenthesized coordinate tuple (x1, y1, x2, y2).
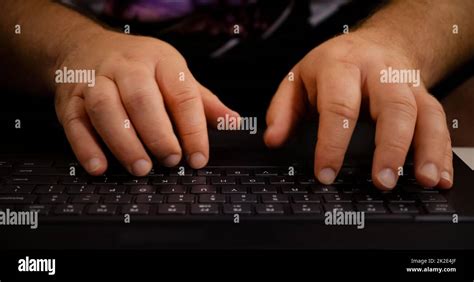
(87, 158, 101, 172)
(420, 162, 439, 184)
(188, 152, 207, 168)
(318, 168, 336, 184)
(441, 171, 452, 185)
(162, 154, 181, 167)
(377, 168, 397, 189)
(131, 159, 151, 176)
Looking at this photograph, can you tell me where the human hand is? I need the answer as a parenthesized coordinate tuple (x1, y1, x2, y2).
(54, 30, 238, 176)
(264, 31, 453, 190)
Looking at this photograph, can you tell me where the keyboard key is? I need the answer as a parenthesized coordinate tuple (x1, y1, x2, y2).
(324, 203, 354, 212)
(323, 194, 352, 203)
(121, 204, 150, 215)
(54, 204, 84, 215)
(297, 177, 316, 185)
(269, 176, 294, 184)
(87, 204, 117, 215)
(16, 160, 52, 167)
(403, 184, 439, 193)
(147, 168, 165, 177)
(356, 203, 387, 214)
(197, 168, 222, 176)
(35, 185, 65, 194)
(152, 177, 178, 185)
(221, 186, 247, 194)
(167, 194, 195, 203)
(136, 194, 164, 204)
(424, 203, 455, 214)
(225, 169, 249, 176)
(255, 169, 279, 176)
(70, 195, 100, 204)
(251, 186, 277, 194)
(256, 204, 284, 214)
(199, 194, 226, 203)
(66, 185, 95, 194)
(91, 176, 118, 185)
(281, 186, 308, 194)
(291, 204, 322, 214)
(230, 194, 257, 203)
(0, 185, 35, 194)
(418, 194, 447, 203)
(129, 185, 156, 194)
(211, 177, 236, 185)
(170, 168, 193, 176)
(158, 204, 186, 215)
(38, 194, 68, 204)
(103, 194, 133, 204)
(182, 177, 207, 185)
(159, 185, 186, 194)
(384, 193, 416, 203)
(354, 193, 383, 203)
(388, 203, 419, 214)
(13, 167, 68, 176)
(0, 195, 36, 204)
(292, 194, 321, 203)
(261, 194, 289, 203)
(223, 204, 252, 214)
(312, 185, 338, 194)
(190, 204, 219, 215)
(240, 177, 265, 185)
(19, 205, 51, 215)
(61, 177, 88, 185)
(98, 185, 126, 194)
(190, 185, 216, 194)
(122, 178, 149, 185)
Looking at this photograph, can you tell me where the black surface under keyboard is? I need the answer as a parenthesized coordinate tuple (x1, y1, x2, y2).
(0, 160, 456, 221)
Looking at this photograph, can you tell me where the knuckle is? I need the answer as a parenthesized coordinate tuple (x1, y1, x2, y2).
(171, 86, 200, 108)
(323, 99, 359, 121)
(180, 124, 206, 139)
(85, 91, 111, 115)
(382, 138, 409, 155)
(385, 96, 417, 120)
(123, 88, 155, 110)
(147, 137, 179, 155)
(319, 141, 347, 156)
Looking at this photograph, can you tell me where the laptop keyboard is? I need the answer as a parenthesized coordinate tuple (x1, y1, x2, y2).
(0, 160, 456, 221)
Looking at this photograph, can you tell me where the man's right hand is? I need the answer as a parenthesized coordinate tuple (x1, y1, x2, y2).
(54, 30, 238, 176)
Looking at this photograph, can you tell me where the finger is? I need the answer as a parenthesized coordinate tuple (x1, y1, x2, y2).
(114, 64, 182, 167)
(58, 95, 107, 175)
(314, 63, 362, 184)
(84, 76, 152, 176)
(199, 83, 240, 128)
(264, 65, 306, 148)
(156, 55, 209, 169)
(439, 134, 454, 189)
(369, 78, 417, 190)
(413, 91, 447, 187)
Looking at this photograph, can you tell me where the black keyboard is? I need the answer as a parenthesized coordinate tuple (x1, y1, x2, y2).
(0, 160, 456, 221)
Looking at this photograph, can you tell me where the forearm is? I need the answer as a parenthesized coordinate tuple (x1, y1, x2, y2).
(358, 0, 474, 88)
(0, 0, 105, 93)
